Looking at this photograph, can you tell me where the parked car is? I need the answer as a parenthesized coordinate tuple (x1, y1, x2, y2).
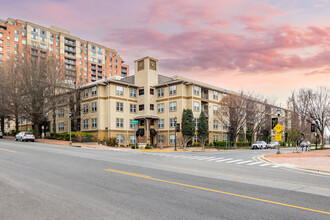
(252, 141, 267, 149)
(15, 131, 35, 142)
(266, 142, 279, 149)
(300, 141, 311, 150)
(0, 130, 3, 138)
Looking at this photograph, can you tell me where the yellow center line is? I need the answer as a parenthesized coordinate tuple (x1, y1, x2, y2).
(158, 165, 330, 192)
(0, 148, 16, 153)
(104, 168, 330, 215)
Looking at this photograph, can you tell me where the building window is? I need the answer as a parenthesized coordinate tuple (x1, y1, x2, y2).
(130, 104, 136, 113)
(139, 104, 144, 111)
(150, 104, 154, 110)
(213, 91, 218, 100)
(116, 86, 124, 95)
(91, 86, 97, 96)
(194, 118, 199, 127)
(150, 88, 154, 95)
(213, 105, 218, 114)
(158, 88, 164, 97)
(158, 135, 165, 144)
(139, 89, 144, 96)
(83, 104, 89, 113)
(213, 120, 218, 129)
(130, 135, 136, 144)
(169, 102, 176, 111)
(116, 102, 124, 111)
(158, 119, 164, 129)
(83, 119, 89, 129)
(194, 86, 200, 95)
(58, 123, 64, 131)
(84, 89, 88, 98)
(170, 118, 176, 127)
(116, 118, 124, 128)
(130, 88, 136, 98)
(130, 120, 135, 129)
(214, 135, 219, 142)
(223, 134, 227, 141)
(116, 135, 124, 144)
(223, 122, 227, 130)
(58, 109, 64, 117)
(92, 118, 97, 128)
(158, 104, 164, 113)
(194, 102, 200, 111)
(92, 102, 97, 112)
(169, 85, 176, 95)
(194, 135, 198, 143)
(170, 135, 175, 144)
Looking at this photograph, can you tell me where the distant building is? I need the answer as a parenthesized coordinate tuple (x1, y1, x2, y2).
(0, 18, 129, 85)
(52, 57, 292, 147)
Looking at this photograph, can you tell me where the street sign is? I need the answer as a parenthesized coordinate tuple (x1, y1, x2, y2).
(273, 123, 284, 133)
(311, 123, 316, 132)
(275, 133, 282, 141)
(272, 118, 278, 129)
(132, 120, 139, 125)
(176, 123, 180, 132)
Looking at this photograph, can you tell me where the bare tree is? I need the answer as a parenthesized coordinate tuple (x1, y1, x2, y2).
(289, 87, 330, 148)
(0, 56, 26, 132)
(0, 47, 68, 137)
(218, 91, 249, 148)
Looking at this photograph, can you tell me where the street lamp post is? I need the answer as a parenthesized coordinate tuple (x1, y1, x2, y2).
(276, 108, 281, 154)
(315, 119, 319, 150)
(174, 116, 177, 151)
(69, 112, 72, 145)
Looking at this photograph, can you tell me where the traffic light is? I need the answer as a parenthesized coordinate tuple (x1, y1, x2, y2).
(176, 123, 180, 132)
(311, 123, 316, 132)
(285, 132, 288, 142)
(272, 118, 278, 129)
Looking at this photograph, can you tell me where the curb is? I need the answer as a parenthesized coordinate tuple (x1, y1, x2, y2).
(259, 155, 330, 175)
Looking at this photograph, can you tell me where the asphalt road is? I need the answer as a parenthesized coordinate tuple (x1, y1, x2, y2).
(1, 139, 330, 220)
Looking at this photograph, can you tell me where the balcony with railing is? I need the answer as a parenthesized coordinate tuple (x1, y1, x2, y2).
(64, 39, 76, 47)
(201, 88, 209, 100)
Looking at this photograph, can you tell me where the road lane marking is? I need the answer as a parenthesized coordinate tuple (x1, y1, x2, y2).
(259, 164, 270, 167)
(104, 168, 330, 215)
(215, 158, 233, 162)
(226, 159, 243, 163)
(0, 148, 16, 153)
(247, 161, 263, 165)
(236, 160, 253, 164)
(157, 165, 330, 192)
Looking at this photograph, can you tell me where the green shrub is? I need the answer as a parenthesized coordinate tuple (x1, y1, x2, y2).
(193, 142, 200, 147)
(105, 137, 118, 147)
(145, 145, 152, 149)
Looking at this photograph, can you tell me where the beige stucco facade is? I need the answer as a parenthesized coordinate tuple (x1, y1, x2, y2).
(51, 57, 292, 147)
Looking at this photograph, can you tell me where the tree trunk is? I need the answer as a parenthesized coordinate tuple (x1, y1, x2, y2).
(52, 108, 57, 135)
(15, 114, 19, 133)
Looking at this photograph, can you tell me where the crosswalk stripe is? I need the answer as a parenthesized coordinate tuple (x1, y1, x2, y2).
(226, 159, 243, 163)
(236, 160, 253, 164)
(215, 158, 233, 162)
(140, 152, 279, 168)
(259, 163, 270, 167)
(197, 157, 217, 160)
(205, 158, 224, 161)
(247, 162, 262, 165)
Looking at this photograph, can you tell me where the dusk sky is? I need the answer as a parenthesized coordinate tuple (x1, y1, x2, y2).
(1, 0, 330, 106)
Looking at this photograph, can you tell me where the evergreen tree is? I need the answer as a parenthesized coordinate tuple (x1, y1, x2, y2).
(181, 109, 195, 149)
(198, 111, 209, 149)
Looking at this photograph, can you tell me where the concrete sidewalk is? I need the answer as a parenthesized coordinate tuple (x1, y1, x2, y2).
(264, 149, 330, 174)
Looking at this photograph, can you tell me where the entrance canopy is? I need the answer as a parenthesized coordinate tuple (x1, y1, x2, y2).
(134, 115, 160, 120)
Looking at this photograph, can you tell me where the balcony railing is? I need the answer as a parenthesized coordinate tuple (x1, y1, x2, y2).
(201, 93, 209, 100)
